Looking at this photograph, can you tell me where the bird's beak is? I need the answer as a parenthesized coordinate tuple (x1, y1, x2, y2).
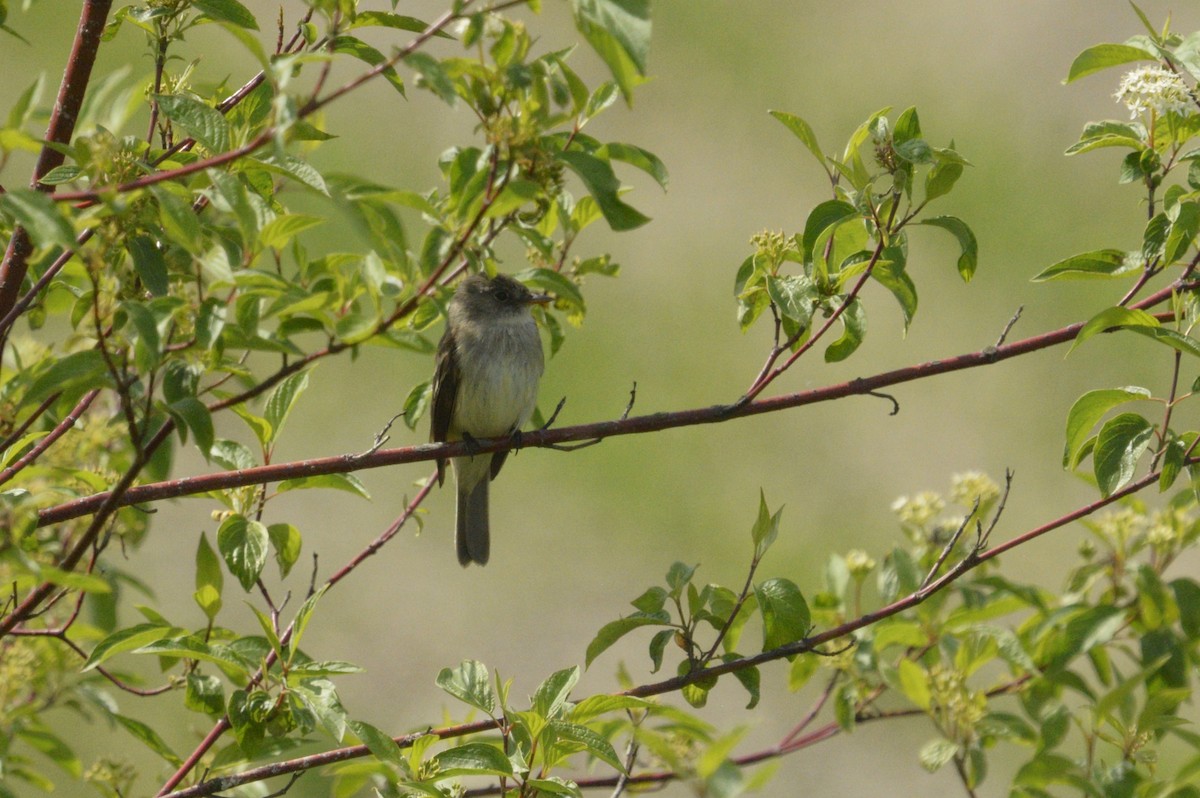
(527, 293, 553, 306)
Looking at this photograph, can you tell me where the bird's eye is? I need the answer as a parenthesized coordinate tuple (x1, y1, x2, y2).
(494, 290, 510, 302)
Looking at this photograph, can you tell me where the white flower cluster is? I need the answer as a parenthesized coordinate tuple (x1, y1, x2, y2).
(1114, 65, 1193, 120)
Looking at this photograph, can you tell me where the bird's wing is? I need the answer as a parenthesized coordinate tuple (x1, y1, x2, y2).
(430, 328, 459, 485)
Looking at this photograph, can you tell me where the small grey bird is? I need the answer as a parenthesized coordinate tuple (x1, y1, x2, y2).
(430, 273, 551, 566)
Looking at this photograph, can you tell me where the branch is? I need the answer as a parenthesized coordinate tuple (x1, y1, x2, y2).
(35, 302, 1179, 529)
(0, 0, 112, 320)
(157, 465, 1139, 798)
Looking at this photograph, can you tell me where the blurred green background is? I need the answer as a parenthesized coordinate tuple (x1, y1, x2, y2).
(7, 1, 1200, 795)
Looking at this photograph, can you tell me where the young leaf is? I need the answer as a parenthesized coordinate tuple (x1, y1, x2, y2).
(216, 515, 269, 591)
(824, 298, 866, 363)
(267, 523, 302, 578)
(570, 0, 650, 102)
(769, 110, 825, 169)
(585, 611, 671, 667)
(753, 578, 810, 651)
(154, 94, 231, 153)
(436, 660, 496, 715)
(1063, 387, 1152, 467)
(1031, 249, 1138, 281)
(194, 533, 224, 621)
(749, 490, 782, 560)
(1068, 306, 1159, 354)
(348, 719, 403, 769)
(0, 188, 76, 250)
(557, 149, 650, 230)
(801, 200, 857, 264)
(532, 667, 580, 719)
(290, 585, 328, 658)
(1065, 43, 1155, 83)
(263, 370, 310, 445)
(83, 622, 180, 671)
(192, 0, 259, 29)
(1092, 412, 1155, 496)
(919, 216, 978, 282)
(433, 742, 514, 777)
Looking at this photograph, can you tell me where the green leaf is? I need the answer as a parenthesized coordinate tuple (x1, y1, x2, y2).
(801, 200, 857, 264)
(1069, 306, 1159, 354)
(349, 12, 449, 37)
(1093, 412, 1155, 496)
(401, 380, 432, 431)
(37, 165, 83, 185)
(433, 742, 514, 777)
(896, 658, 931, 710)
(290, 585, 328, 657)
(1031, 249, 1138, 281)
(919, 216, 978, 282)
(824, 298, 865, 363)
(348, 719, 402, 768)
(82, 622, 179, 671)
(1065, 43, 1155, 83)
(193, 0, 258, 29)
(919, 738, 961, 773)
(21, 350, 108, 407)
(35, 565, 111, 594)
(266, 523, 301, 578)
(596, 142, 669, 190)
(547, 720, 625, 772)
(765, 274, 814, 328)
(1065, 120, 1145, 156)
(15, 729, 81, 778)
(217, 515, 269, 591)
(557, 149, 650, 231)
(924, 159, 963, 202)
(753, 578, 810, 651)
(749, 490, 782, 560)
(404, 52, 455, 103)
(262, 370, 309, 445)
(185, 673, 225, 716)
(569, 694, 651, 722)
(334, 35, 406, 96)
(155, 94, 230, 153)
(276, 473, 371, 499)
(436, 660, 495, 715)
(169, 396, 214, 456)
(871, 256, 918, 330)
(0, 188, 76, 249)
(724, 656, 761, 709)
(585, 611, 671, 666)
(259, 214, 324, 249)
(769, 110, 825, 168)
(533, 666, 580, 719)
(571, 0, 650, 102)
(127, 235, 169, 296)
(194, 533, 223, 621)
(113, 715, 183, 767)
(1124, 325, 1200, 359)
(1063, 387, 1151, 467)
(1165, 201, 1200, 264)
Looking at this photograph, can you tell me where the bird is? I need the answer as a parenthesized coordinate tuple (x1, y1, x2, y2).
(430, 272, 551, 566)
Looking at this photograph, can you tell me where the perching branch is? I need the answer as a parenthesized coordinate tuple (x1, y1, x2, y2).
(34, 299, 1181, 530)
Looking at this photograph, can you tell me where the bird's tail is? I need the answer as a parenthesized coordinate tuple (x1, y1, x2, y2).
(456, 477, 489, 566)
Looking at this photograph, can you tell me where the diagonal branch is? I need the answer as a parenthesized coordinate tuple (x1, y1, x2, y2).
(33, 304, 1179, 529)
(0, 0, 113, 320)
(156, 464, 1148, 798)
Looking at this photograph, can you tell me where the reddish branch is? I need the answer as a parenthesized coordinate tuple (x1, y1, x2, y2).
(33, 302, 1179, 529)
(157, 465, 1150, 798)
(0, 0, 112, 320)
